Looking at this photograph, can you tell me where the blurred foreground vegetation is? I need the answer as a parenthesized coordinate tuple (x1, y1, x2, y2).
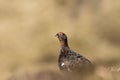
(0, 0, 120, 80)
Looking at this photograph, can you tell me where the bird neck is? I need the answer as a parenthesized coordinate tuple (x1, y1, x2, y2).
(59, 38, 69, 48)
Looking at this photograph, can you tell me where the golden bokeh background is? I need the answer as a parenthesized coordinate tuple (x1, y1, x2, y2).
(0, 0, 120, 80)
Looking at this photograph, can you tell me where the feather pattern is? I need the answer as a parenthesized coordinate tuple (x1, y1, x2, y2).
(55, 32, 93, 72)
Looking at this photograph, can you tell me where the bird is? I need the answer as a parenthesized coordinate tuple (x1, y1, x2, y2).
(55, 32, 93, 73)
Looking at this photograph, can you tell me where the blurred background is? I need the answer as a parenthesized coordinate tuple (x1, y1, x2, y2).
(0, 0, 120, 80)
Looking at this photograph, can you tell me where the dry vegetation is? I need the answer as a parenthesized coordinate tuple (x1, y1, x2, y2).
(0, 0, 120, 80)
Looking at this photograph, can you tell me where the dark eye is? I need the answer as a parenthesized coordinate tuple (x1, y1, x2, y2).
(62, 33, 65, 36)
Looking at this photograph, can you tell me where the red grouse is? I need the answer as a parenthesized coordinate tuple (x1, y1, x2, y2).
(55, 32, 93, 73)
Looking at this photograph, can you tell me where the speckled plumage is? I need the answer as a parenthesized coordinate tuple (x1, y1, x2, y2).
(55, 32, 93, 72)
(59, 47, 92, 72)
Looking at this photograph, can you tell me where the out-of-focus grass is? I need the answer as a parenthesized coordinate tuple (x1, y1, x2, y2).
(0, 0, 120, 80)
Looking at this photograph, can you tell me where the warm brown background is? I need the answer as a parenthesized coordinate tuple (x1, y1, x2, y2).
(0, 0, 120, 80)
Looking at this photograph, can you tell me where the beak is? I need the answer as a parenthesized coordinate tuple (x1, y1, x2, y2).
(55, 34, 59, 38)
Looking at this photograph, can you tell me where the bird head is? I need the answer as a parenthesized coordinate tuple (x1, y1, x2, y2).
(55, 32, 69, 47)
(55, 32, 67, 40)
